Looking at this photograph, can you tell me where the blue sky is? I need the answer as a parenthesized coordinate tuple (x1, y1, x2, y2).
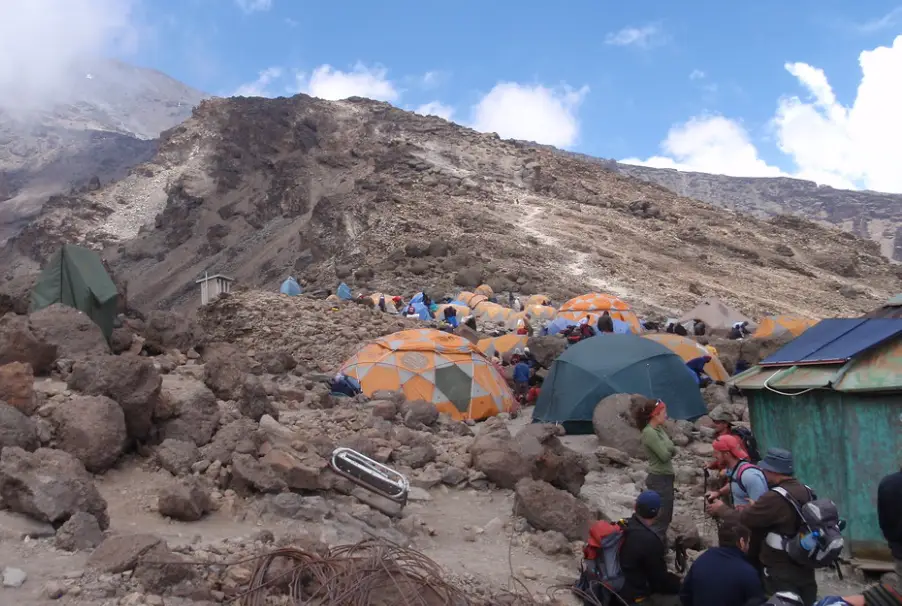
(4, 0, 901, 192)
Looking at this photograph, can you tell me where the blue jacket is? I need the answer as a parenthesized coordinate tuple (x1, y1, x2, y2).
(513, 362, 530, 383)
(680, 546, 763, 606)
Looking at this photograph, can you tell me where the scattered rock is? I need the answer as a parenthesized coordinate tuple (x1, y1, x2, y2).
(592, 393, 651, 458)
(0, 362, 36, 414)
(0, 401, 39, 451)
(2, 566, 27, 588)
(28, 304, 109, 360)
(132, 541, 196, 594)
(0, 510, 56, 541)
(202, 342, 252, 401)
(514, 478, 591, 541)
(88, 534, 163, 573)
(143, 310, 203, 353)
(0, 314, 57, 374)
(154, 439, 202, 476)
(531, 530, 572, 556)
(157, 375, 221, 447)
(52, 395, 127, 472)
(265, 493, 330, 521)
(230, 453, 286, 494)
(0, 447, 109, 528)
(403, 400, 439, 428)
(157, 477, 212, 521)
(369, 399, 398, 421)
(54, 511, 104, 551)
(239, 374, 279, 421)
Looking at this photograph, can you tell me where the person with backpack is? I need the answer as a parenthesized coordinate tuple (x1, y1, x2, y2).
(878, 466, 902, 592)
(709, 409, 762, 464)
(679, 513, 764, 606)
(739, 448, 820, 606)
(619, 491, 682, 605)
(705, 434, 768, 517)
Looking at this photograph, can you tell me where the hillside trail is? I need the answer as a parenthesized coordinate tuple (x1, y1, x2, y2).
(512, 197, 633, 300)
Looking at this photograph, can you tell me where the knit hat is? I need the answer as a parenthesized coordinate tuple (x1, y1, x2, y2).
(713, 434, 749, 460)
(636, 491, 662, 518)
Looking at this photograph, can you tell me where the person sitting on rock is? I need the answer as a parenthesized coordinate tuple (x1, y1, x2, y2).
(705, 434, 768, 517)
(619, 491, 682, 605)
(405, 304, 419, 319)
(679, 513, 764, 606)
(730, 321, 751, 340)
(597, 311, 615, 333)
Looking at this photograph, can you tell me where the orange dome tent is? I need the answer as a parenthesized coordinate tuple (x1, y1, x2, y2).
(642, 334, 730, 382)
(526, 294, 551, 308)
(368, 293, 399, 313)
(752, 315, 818, 340)
(340, 328, 514, 421)
(456, 291, 489, 310)
(556, 293, 641, 333)
(477, 334, 528, 359)
(435, 303, 471, 319)
(475, 284, 494, 298)
(473, 302, 514, 324)
(505, 306, 556, 330)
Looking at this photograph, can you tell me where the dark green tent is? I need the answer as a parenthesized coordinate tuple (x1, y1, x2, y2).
(533, 333, 707, 433)
(30, 244, 118, 341)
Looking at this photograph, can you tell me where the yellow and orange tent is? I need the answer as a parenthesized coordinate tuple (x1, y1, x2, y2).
(475, 284, 494, 298)
(456, 291, 489, 310)
(340, 328, 514, 421)
(526, 294, 551, 308)
(434, 303, 471, 319)
(556, 293, 641, 333)
(472, 302, 514, 324)
(368, 293, 399, 313)
(642, 333, 730, 383)
(752, 315, 818, 340)
(477, 334, 528, 359)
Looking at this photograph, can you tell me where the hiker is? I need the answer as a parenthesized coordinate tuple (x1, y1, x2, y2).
(378, 295, 387, 313)
(405, 304, 418, 319)
(635, 399, 677, 542)
(579, 316, 595, 340)
(693, 320, 707, 336)
(878, 465, 902, 592)
(392, 295, 403, 309)
(679, 514, 764, 606)
(619, 491, 682, 605)
(740, 448, 818, 605)
(597, 311, 614, 333)
(686, 355, 713, 387)
(705, 434, 768, 517)
(708, 410, 762, 463)
(730, 321, 751, 340)
(443, 305, 458, 326)
(512, 351, 531, 406)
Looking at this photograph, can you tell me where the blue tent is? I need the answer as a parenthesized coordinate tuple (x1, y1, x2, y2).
(533, 333, 707, 433)
(411, 292, 424, 305)
(337, 282, 352, 300)
(542, 317, 580, 336)
(611, 319, 632, 334)
(280, 277, 302, 296)
(410, 302, 431, 320)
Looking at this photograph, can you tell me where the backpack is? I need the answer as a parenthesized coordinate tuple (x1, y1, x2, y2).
(574, 520, 626, 605)
(731, 426, 761, 463)
(730, 461, 763, 499)
(768, 486, 845, 569)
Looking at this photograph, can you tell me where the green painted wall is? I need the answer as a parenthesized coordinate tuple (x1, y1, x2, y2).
(748, 390, 902, 560)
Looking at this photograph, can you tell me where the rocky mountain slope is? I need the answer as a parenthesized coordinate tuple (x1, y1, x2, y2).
(0, 60, 206, 242)
(1, 94, 898, 319)
(606, 162, 902, 261)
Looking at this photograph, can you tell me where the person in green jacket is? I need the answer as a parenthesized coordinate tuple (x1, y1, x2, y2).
(636, 398, 677, 543)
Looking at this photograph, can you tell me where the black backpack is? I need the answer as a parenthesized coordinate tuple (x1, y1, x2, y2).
(731, 426, 761, 463)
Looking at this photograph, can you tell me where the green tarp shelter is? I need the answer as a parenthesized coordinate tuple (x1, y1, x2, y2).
(533, 333, 707, 433)
(30, 244, 118, 341)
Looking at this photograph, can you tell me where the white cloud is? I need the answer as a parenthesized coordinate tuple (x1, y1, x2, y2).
(852, 7, 902, 34)
(235, 0, 272, 13)
(0, 0, 136, 110)
(232, 67, 283, 97)
(470, 82, 589, 148)
(605, 24, 664, 49)
(624, 36, 902, 193)
(297, 63, 399, 102)
(415, 101, 454, 121)
(689, 69, 706, 80)
(621, 116, 784, 178)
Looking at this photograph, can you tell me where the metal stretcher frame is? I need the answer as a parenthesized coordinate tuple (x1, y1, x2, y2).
(329, 447, 410, 508)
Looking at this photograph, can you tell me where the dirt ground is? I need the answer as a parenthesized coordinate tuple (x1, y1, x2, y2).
(0, 408, 873, 605)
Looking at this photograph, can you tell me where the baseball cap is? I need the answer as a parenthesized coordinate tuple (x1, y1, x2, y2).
(636, 491, 662, 518)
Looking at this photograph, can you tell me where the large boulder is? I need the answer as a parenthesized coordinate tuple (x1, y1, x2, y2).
(153, 439, 202, 476)
(157, 477, 212, 521)
(526, 335, 567, 368)
(28, 304, 109, 360)
(239, 375, 279, 421)
(0, 362, 36, 415)
(0, 402, 39, 451)
(66, 355, 161, 442)
(592, 393, 653, 459)
(0, 273, 38, 316)
(52, 395, 127, 472)
(203, 342, 252, 401)
(514, 478, 591, 541)
(200, 418, 259, 465)
(0, 314, 57, 374)
(156, 375, 221, 447)
(470, 420, 533, 489)
(143, 310, 203, 353)
(0, 447, 109, 528)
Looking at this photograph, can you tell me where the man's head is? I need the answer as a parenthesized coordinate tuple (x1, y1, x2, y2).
(709, 409, 735, 434)
(718, 513, 751, 553)
(635, 490, 662, 521)
(757, 448, 795, 484)
(712, 434, 749, 467)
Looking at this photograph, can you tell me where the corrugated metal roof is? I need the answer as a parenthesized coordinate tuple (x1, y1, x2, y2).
(733, 335, 902, 393)
(760, 319, 902, 366)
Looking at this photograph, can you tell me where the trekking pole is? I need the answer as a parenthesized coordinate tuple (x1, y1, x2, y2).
(703, 468, 710, 515)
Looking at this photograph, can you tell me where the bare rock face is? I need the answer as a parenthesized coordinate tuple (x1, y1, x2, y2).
(66, 355, 161, 442)
(153, 439, 202, 476)
(54, 511, 104, 551)
(52, 395, 127, 472)
(203, 342, 251, 401)
(0, 447, 109, 529)
(0, 314, 57, 374)
(0, 361, 36, 415)
(88, 534, 162, 573)
(0, 402, 39, 451)
(200, 418, 259, 465)
(0, 274, 38, 316)
(28, 304, 109, 360)
(514, 478, 591, 541)
(156, 375, 221, 447)
(592, 393, 653, 459)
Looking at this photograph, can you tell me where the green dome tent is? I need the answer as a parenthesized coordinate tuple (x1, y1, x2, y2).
(533, 333, 707, 433)
(30, 244, 119, 341)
